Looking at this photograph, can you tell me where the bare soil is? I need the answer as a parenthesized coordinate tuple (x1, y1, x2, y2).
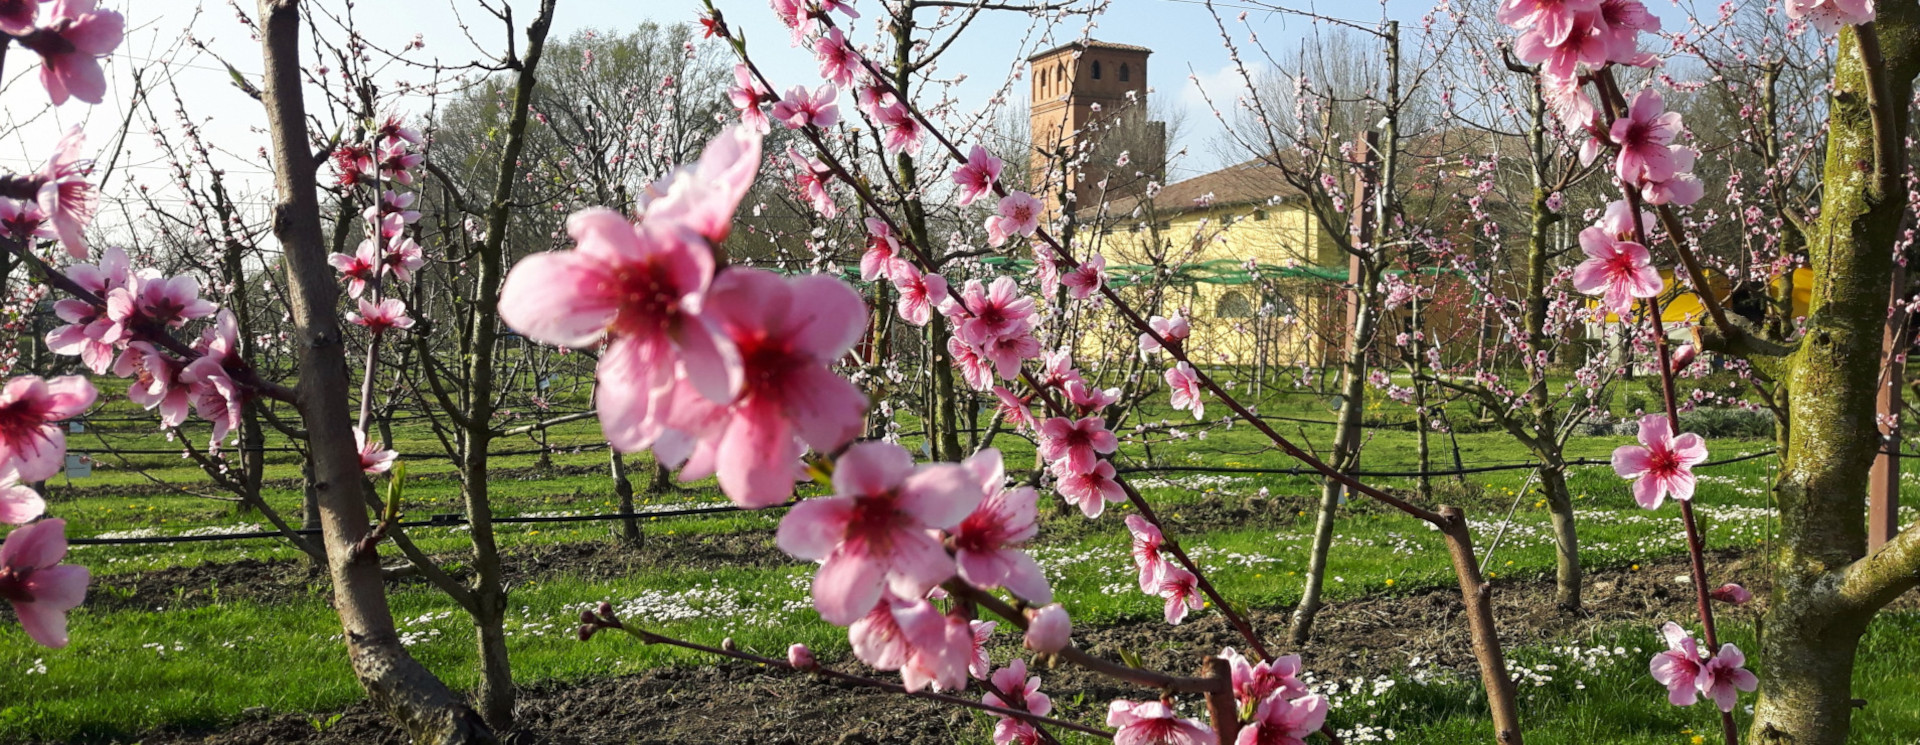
(119, 551, 1776, 745)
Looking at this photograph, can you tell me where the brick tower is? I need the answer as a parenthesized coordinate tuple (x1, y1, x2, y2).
(1027, 40, 1161, 220)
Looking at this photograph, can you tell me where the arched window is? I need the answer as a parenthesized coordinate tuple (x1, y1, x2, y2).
(1119, 63, 1131, 82)
(1057, 64, 1067, 91)
(1217, 290, 1253, 319)
(1092, 60, 1103, 79)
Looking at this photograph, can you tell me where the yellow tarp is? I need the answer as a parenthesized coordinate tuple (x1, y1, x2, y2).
(1600, 267, 1810, 323)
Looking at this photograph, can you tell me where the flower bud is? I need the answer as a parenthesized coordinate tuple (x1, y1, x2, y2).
(1670, 345, 1698, 375)
(1024, 603, 1071, 654)
(579, 608, 598, 626)
(597, 600, 615, 619)
(1709, 583, 1752, 605)
(577, 623, 597, 642)
(787, 643, 817, 670)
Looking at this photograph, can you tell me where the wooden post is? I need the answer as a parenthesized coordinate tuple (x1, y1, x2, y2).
(1870, 264, 1907, 551)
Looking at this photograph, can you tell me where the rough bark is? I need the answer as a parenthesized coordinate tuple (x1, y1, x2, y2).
(254, 1, 493, 741)
(1749, 11, 1920, 744)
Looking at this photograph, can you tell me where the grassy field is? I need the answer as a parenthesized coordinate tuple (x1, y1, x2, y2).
(1, 372, 1916, 743)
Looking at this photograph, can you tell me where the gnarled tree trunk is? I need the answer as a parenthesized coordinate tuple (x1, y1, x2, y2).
(1748, 11, 1920, 744)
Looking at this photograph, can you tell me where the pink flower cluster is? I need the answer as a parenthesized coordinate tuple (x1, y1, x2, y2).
(501, 126, 869, 509)
(1502, 1, 1706, 212)
(330, 114, 426, 332)
(0, 126, 96, 259)
(776, 444, 1055, 692)
(1650, 621, 1758, 712)
(1570, 200, 1663, 316)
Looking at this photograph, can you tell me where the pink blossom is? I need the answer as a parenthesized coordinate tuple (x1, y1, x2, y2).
(772, 84, 840, 130)
(127, 273, 217, 329)
(788, 148, 838, 219)
(376, 114, 424, 148)
(991, 386, 1038, 432)
(728, 64, 770, 133)
(1649, 621, 1705, 706)
(1611, 414, 1707, 509)
(329, 239, 380, 299)
(815, 28, 859, 87)
(0, 474, 43, 525)
(641, 126, 762, 247)
(1609, 89, 1684, 186)
(1126, 514, 1165, 592)
(1023, 602, 1070, 654)
(985, 192, 1043, 247)
(775, 441, 981, 625)
(0, 518, 88, 648)
(501, 209, 737, 455)
(1709, 583, 1752, 605)
(1138, 314, 1191, 355)
(662, 269, 867, 507)
(953, 145, 1003, 207)
(383, 236, 425, 282)
(1061, 253, 1106, 300)
(1106, 699, 1216, 745)
(36, 126, 95, 258)
(892, 266, 949, 327)
(365, 189, 421, 225)
(1697, 643, 1759, 712)
(0, 376, 93, 482)
(1039, 416, 1117, 475)
(1220, 648, 1308, 708)
(1165, 362, 1205, 420)
(1596, 0, 1660, 60)
(951, 277, 1036, 347)
(949, 338, 996, 391)
(377, 140, 422, 183)
(848, 595, 972, 692)
(182, 312, 245, 447)
(1056, 459, 1125, 518)
(861, 217, 909, 282)
(951, 448, 1052, 605)
(1515, 12, 1609, 79)
(984, 657, 1052, 714)
(1235, 693, 1328, 745)
(1640, 146, 1704, 207)
(22, 0, 124, 106)
(978, 330, 1041, 382)
(113, 342, 191, 428)
(1064, 379, 1119, 413)
(355, 427, 396, 475)
(1570, 226, 1661, 316)
(875, 100, 924, 155)
(1495, 0, 1601, 44)
(332, 144, 377, 187)
(1157, 565, 1203, 625)
(1784, 0, 1875, 34)
(0, 198, 53, 244)
(348, 298, 413, 335)
(1541, 72, 1596, 132)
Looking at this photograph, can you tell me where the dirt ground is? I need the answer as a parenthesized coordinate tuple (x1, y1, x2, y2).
(109, 548, 1768, 745)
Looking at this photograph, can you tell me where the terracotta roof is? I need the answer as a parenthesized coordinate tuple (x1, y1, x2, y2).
(1027, 39, 1154, 62)
(1089, 158, 1302, 219)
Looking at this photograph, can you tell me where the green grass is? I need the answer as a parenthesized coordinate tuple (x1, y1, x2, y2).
(1, 372, 1914, 742)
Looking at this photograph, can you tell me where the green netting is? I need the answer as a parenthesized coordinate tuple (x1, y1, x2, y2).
(976, 256, 1348, 288)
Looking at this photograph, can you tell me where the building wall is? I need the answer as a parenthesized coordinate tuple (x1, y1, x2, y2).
(1028, 44, 1151, 218)
(1084, 200, 1348, 368)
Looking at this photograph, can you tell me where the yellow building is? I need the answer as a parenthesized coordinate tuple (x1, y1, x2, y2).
(1028, 41, 1352, 367)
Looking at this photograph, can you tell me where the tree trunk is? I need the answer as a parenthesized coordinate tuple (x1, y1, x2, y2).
(1290, 264, 1378, 644)
(611, 450, 641, 545)
(1749, 13, 1920, 744)
(255, 2, 493, 741)
(456, 1, 559, 730)
(1539, 463, 1579, 611)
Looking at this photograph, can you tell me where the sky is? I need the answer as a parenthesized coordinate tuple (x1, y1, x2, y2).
(0, 0, 1701, 229)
